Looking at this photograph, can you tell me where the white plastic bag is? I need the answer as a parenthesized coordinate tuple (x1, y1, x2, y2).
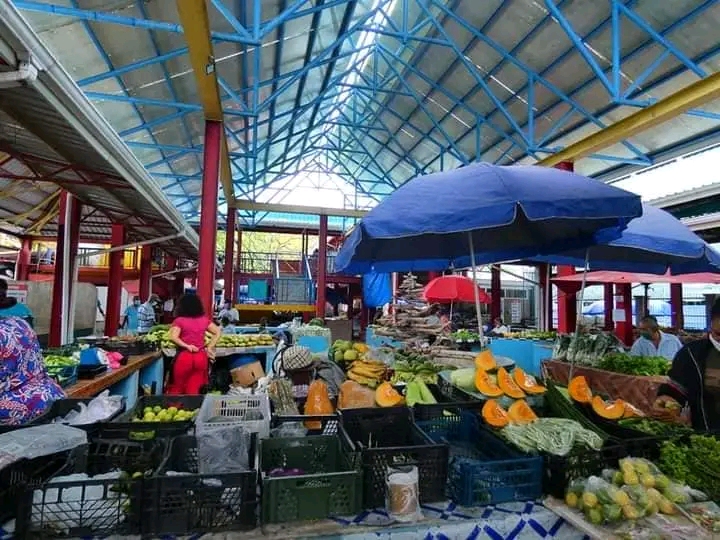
(386, 465, 422, 523)
(0, 424, 87, 470)
(56, 391, 124, 426)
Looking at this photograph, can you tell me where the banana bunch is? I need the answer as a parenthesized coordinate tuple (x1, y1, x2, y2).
(347, 359, 387, 388)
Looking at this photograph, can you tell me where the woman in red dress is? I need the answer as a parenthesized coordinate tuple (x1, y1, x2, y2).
(166, 294, 221, 394)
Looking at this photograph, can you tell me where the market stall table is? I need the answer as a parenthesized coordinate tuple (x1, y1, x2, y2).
(64, 351, 162, 409)
(162, 346, 276, 374)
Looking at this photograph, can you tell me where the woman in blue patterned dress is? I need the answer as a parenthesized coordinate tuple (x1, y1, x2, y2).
(0, 317, 65, 425)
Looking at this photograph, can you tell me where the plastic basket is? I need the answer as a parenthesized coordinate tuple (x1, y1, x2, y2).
(416, 410, 542, 506)
(404, 383, 484, 420)
(26, 397, 126, 439)
(103, 395, 204, 441)
(0, 446, 84, 525)
(338, 407, 448, 509)
(197, 393, 271, 439)
(260, 433, 361, 523)
(144, 434, 258, 535)
(271, 413, 340, 437)
(15, 438, 169, 538)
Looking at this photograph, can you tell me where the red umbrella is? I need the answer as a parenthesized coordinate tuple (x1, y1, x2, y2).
(423, 275, 491, 304)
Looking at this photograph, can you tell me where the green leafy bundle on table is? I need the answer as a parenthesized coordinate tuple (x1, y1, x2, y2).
(451, 329, 480, 342)
(598, 352, 670, 377)
(658, 435, 720, 502)
(552, 332, 621, 366)
(617, 417, 692, 438)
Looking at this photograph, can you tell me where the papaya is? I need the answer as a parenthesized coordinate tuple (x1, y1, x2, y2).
(474, 349, 497, 371)
(497, 367, 525, 399)
(304, 380, 334, 430)
(375, 381, 404, 407)
(507, 399, 538, 424)
(591, 395, 626, 420)
(568, 375, 593, 404)
(482, 399, 509, 428)
(474, 369, 503, 397)
(512, 367, 546, 395)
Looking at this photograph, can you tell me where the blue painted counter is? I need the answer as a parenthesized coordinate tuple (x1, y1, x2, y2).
(489, 339, 553, 376)
(365, 327, 404, 349)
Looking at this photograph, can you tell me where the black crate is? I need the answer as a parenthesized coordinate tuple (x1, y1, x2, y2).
(103, 395, 204, 441)
(25, 398, 126, 439)
(271, 413, 340, 436)
(144, 434, 258, 535)
(405, 384, 484, 420)
(15, 438, 169, 538)
(338, 407, 449, 509)
(543, 436, 664, 498)
(0, 446, 83, 525)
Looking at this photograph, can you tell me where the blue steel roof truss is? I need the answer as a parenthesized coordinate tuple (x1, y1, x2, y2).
(12, 0, 720, 228)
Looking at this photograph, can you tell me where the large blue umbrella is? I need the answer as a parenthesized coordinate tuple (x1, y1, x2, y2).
(335, 162, 643, 274)
(532, 204, 720, 274)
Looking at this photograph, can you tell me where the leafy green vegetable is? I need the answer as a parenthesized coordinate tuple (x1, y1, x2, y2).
(598, 352, 670, 376)
(618, 417, 692, 437)
(659, 435, 720, 501)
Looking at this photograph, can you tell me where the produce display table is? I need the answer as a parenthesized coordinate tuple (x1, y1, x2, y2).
(162, 346, 276, 373)
(64, 352, 162, 409)
(543, 359, 668, 413)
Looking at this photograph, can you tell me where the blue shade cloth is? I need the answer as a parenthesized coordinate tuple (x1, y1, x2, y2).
(533, 204, 720, 275)
(362, 272, 392, 308)
(335, 162, 643, 274)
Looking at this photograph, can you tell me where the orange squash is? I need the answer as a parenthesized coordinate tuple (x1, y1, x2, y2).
(508, 399, 538, 424)
(482, 399, 510, 428)
(497, 367, 525, 399)
(474, 369, 503, 397)
(474, 349, 497, 371)
(568, 376, 593, 404)
(375, 381, 404, 407)
(591, 395, 626, 420)
(512, 368, 546, 395)
(304, 379, 334, 429)
(622, 402, 646, 419)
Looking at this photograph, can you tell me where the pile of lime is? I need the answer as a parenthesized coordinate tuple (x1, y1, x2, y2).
(133, 405, 199, 423)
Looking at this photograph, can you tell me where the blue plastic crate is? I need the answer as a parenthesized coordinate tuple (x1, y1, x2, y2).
(416, 411, 542, 506)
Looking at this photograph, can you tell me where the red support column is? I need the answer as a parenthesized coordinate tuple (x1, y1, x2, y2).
(603, 283, 614, 330)
(614, 283, 634, 345)
(224, 209, 236, 303)
(15, 237, 32, 281)
(197, 121, 221, 314)
(537, 264, 553, 330)
(49, 192, 80, 346)
(105, 224, 125, 337)
(236, 228, 242, 270)
(553, 161, 577, 333)
(490, 265, 502, 321)
(316, 214, 328, 318)
(670, 283, 684, 329)
(139, 246, 152, 301)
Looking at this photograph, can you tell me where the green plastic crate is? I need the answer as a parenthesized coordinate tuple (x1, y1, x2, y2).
(260, 434, 362, 524)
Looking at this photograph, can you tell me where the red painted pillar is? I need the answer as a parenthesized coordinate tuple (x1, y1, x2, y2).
(316, 214, 328, 317)
(553, 161, 577, 333)
(15, 237, 32, 281)
(537, 264, 552, 330)
(236, 228, 243, 271)
(139, 246, 152, 301)
(603, 283, 614, 330)
(197, 121, 221, 314)
(614, 283, 634, 345)
(490, 265, 502, 321)
(105, 224, 125, 337)
(49, 192, 80, 346)
(670, 283, 684, 329)
(224, 209, 236, 303)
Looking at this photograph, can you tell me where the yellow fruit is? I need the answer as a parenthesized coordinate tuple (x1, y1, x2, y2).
(622, 504, 640, 520)
(613, 491, 630, 507)
(640, 474, 655, 488)
(634, 460, 650, 475)
(623, 472, 639, 485)
(582, 492, 598, 508)
(658, 498, 675, 515)
(343, 350, 359, 361)
(654, 475, 670, 490)
(646, 488, 662, 502)
(565, 492, 578, 508)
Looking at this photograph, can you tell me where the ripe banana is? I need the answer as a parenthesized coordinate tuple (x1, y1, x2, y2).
(347, 371, 379, 386)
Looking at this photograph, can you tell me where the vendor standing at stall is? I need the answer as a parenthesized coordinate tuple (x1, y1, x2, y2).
(217, 300, 239, 323)
(137, 294, 161, 334)
(652, 300, 720, 431)
(0, 317, 65, 425)
(121, 296, 141, 335)
(630, 315, 682, 360)
(166, 294, 222, 395)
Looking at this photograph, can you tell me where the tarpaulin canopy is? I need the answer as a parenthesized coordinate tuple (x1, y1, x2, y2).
(553, 270, 720, 292)
(335, 162, 642, 274)
(532, 204, 720, 274)
(423, 275, 491, 304)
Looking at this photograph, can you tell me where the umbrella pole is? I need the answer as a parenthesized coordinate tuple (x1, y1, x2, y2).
(467, 233, 485, 342)
(569, 249, 591, 380)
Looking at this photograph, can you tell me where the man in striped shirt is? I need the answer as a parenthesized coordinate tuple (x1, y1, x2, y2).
(137, 294, 160, 334)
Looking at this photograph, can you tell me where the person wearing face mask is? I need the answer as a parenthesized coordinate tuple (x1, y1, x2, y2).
(217, 299, 239, 324)
(629, 315, 681, 361)
(121, 296, 141, 335)
(652, 298, 720, 431)
(137, 294, 160, 334)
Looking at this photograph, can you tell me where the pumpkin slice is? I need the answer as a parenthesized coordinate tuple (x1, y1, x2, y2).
(474, 349, 497, 371)
(375, 381, 404, 407)
(508, 399, 538, 424)
(497, 367, 525, 399)
(568, 376, 593, 404)
(622, 402, 646, 418)
(512, 367, 546, 395)
(475, 369, 504, 397)
(591, 395, 626, 420)
(482, 399, 509, 428)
